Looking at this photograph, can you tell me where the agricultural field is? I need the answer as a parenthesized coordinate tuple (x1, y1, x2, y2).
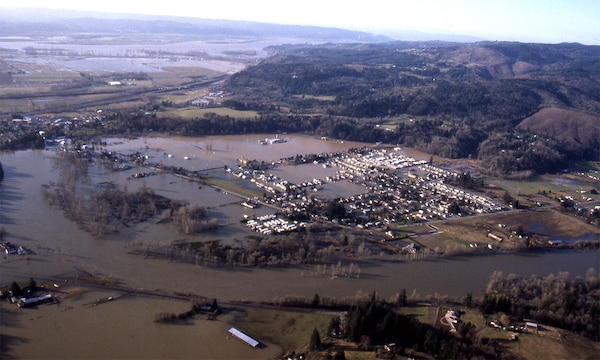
(417, 207, 599, 253)
(234, 307, 333, 354)
(0, 31, 267, 117)
(292, 94, 337, 101)
(235, 303, 600, 359)
(203, 176, 265, 199)
(156, 106, 259, 120)
(457, 307, 600, 360)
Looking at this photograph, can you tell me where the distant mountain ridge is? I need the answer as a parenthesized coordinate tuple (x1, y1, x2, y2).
(1, 7, 490, 43)
(0, 7, 391, 43)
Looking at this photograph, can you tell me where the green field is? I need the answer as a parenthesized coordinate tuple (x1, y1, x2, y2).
(489, 177, 571, 196)
(458, 307, 600, 360)
(397, 305, 600, 360)
(488, 172, 600, 210)
(203, 176, 265, 199)
(232, 304, 600, 359)
(235, 307, 333, 354)
(157, 106, 258, 119)
(292, 94, 336, 101)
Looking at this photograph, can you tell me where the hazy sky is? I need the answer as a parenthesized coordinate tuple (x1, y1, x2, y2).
(4, 0, 600, 44)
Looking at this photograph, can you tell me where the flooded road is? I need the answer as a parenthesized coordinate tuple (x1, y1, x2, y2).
(1, 134, 598, 302)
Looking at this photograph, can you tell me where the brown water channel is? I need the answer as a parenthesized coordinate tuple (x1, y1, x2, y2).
(1, 134, 598, 301)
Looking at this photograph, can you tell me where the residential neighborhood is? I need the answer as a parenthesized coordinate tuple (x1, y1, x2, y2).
(233, 146, 507, 232)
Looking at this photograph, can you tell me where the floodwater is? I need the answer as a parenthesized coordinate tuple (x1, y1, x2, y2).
(0, 294, 282, 360)
(1, 134, 597, 299)
(1, 134, 598, 358)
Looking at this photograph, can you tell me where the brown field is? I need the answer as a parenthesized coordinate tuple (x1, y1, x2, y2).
(416, 208, 599, 253)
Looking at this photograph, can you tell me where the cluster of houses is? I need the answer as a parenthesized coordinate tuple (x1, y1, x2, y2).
(1, 285, 55, 309)
(232, 146, 506, 231)
(0, 242, 28, 255)
(327, 149, 505, 224)
(357, 148, 429, 170)
(234, 170, 324, 208)
(489, 319, 537, 336)
(441, 309, 462, 333)
(244, 214, 306, 235)
(417, 168, 505, 215)
(0, 112, 109, 149)
(190, 91, 225, 107)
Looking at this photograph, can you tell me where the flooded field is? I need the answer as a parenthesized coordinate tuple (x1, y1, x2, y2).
(103, 134, 368, 169)
(1, 134, 598, 358)
(0, 291, 281, 359)
(0, 35, 314, 75)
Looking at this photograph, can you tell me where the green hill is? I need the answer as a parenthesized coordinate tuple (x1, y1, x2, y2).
(224, 41, 600, 175)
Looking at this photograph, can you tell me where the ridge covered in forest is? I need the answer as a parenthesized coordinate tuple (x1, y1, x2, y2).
(224, 41, 600, 176)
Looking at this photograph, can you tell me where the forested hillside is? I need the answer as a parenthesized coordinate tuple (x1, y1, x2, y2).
(224, 41, 600, 175)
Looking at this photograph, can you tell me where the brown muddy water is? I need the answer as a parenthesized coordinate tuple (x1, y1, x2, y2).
(1, 133, 598, 297)
(1, 134, 598, 358)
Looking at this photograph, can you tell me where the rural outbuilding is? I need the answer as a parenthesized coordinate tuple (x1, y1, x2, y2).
(228, 327, 260, 348)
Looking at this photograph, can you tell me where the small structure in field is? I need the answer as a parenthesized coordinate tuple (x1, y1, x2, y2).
(228, 327, 259, 348)
(525, 322, 539, 331)
(487, 233, 503, 242)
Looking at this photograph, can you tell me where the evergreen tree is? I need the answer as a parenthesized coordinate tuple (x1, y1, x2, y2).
(312, 293, 320, 308)
(327, 316, 341, 337)
(310, 328, 321, 351)
(463, 292, 473, 307)
(29, 278, 37, 291)
(398, 289, 407, 306)
(10, 281, 21, 296)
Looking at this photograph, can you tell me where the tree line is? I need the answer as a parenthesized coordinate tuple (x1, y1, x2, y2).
(339, 293, 517, 359)
(479, 269, 600, 341)
(98, 109, 585, 175)
(127, 223, 374, 270)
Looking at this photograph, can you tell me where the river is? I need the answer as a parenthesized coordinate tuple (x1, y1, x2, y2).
(1, 134, 598, 301)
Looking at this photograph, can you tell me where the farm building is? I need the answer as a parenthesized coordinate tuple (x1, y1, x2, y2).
(487, 233, 503, 242)
(17, 293, 54, 308)
(526, 322, 539, 331)
(228, 327, 260, 348)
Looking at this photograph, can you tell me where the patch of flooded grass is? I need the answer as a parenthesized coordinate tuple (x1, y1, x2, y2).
(203, 176, 264, 199)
